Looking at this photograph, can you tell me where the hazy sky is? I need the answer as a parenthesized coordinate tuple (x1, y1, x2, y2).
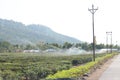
(0, 0, 120, 45)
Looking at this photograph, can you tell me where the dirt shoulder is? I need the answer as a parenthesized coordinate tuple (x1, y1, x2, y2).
(85, 55, 117, 80)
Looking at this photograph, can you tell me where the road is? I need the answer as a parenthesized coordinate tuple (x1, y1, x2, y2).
(99, 54, 120, 80)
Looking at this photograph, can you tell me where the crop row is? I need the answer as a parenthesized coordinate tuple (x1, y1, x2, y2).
(0, 53, 107, 80)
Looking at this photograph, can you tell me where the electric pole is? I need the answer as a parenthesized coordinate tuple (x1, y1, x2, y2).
(88, 4, 98, 61)
(110, 32, 112, 53)
(106, 32, 112, 53)
(106, 32, 108, 53)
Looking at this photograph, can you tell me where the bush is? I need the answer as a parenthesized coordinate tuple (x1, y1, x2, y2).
(72, 60, 79, 66)
(72, 57, 92, 66)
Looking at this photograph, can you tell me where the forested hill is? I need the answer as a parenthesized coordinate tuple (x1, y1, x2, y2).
(0, 19, 81, 44)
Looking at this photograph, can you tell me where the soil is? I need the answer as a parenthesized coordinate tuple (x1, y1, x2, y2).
(84, 55, 117, 80)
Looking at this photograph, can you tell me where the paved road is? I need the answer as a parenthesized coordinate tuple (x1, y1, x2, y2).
(99, 54, 120, 80)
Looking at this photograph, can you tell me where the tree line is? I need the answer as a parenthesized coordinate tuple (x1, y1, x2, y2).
(0, 41, 119, 53)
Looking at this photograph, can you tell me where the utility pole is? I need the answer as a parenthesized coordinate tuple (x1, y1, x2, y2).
(88, 4, 98, 61)
(111, 32, 112, 53)
(106, 32, 108, 53)
(106, 32, 112, 53)
(116, 41, 118, 51)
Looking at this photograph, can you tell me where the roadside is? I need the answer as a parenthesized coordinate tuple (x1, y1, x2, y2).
(85, 54, 118, 80)
(99, 53, 120, 80)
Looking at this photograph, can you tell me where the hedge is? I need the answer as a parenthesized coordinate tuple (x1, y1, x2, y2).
(46, 53, 117, 79)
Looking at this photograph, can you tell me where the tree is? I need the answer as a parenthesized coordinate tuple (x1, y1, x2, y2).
(96, 44, 105, 49)
(62, 42, 73, 49)
(0, 41, 13, 52)
(25, 44, 35, 50)
(51, 43, 60, 48)
(75, 43, 82, 48)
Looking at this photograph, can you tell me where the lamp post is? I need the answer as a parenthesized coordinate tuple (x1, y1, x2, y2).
(88, 4, 98, 61)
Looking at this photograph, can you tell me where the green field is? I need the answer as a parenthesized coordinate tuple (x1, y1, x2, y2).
(0, 52, 107, 80)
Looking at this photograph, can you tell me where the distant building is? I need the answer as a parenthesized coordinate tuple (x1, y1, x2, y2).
(23, 50, 40, 53)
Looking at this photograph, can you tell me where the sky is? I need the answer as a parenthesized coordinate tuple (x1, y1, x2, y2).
(0, 0, 120, 45)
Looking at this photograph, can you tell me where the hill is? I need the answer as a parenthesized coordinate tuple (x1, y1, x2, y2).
(0, 19, 81, 44)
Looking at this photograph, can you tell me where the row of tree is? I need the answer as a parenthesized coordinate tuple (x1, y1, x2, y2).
(0, 41, 119, 53)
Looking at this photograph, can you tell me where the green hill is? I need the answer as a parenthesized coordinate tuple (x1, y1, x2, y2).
(0, 19, 81, 44)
